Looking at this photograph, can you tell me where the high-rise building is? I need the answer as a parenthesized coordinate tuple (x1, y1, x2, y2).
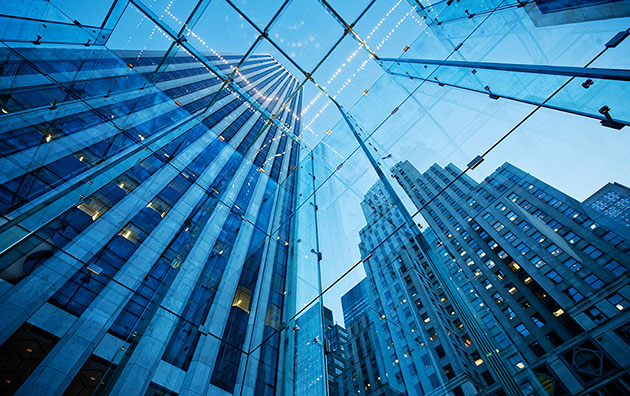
(392, 160, 630, 395)
(0, 46, 301, 396)
(341, 279, 404, 396)
(356, 181, 504, 396)
(323, 306, 347, 396)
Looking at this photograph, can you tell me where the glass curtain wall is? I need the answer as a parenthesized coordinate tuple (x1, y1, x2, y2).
(1, 1, 629, 396)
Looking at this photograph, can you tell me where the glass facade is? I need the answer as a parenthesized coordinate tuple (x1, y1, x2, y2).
(1, 1, 629, 395)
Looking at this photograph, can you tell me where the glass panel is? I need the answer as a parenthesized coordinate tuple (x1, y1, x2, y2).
(1, 1, 630, 396)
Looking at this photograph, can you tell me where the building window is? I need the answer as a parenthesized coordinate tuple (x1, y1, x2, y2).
(563, 257, 583, 272)
(602, 231, 624, 246)
(546, 220, 562, 232)
(529, 342, 545, 357)
(518, 220, 532, 231)
(564, 287, 583, 302)
(546, 244, 562, 256)
(583, 245, 603, 259)
(531, 314, 545, 327)
(515, 323, 530, 337)
(607, 293, 628, 311)
(585, 307, 608, 325)
(516, 243, 530, 255)
(531, 231, 546, 243)
(505, 232, 517, 243)
(604, 260, 627, 276)
(563, 231, 581, 244)
(545, 270, 563, 284)
(584, 274, 604, 290)
(530, 255, 545, 268)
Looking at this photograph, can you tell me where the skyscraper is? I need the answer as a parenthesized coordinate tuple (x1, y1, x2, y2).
(323, 306, 347, 396)
(341, 279, 404, 396)
(0, 46, 301, 396)
(356, 181, 503, 396)
(1, 0, 629, 395)
(392, 160, 630, 395)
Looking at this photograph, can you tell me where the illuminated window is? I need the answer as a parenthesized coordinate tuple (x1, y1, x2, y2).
(607, 293, 628, 311)
(232, 286, 252, 312)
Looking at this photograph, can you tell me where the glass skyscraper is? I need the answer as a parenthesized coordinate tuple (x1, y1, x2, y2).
(1, 0, 629, 395)
(0, 44, 301, 395)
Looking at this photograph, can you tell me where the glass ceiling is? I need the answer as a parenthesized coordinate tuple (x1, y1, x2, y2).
(1, 0, 630, 394)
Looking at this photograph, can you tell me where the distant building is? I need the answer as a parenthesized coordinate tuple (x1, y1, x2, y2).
(392, 160, 630, 395)
(355, 181, 499, 395)
(341, 279, 404, 396)
(583, 182, 630, 235)
(323, 307, 347, 396)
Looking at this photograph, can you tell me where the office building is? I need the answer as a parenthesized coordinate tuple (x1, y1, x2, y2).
(356, 181, 505, 395)
(0, 46, 301, 396)
(323, 307, 348, 396)
(583, 182, 630, 235)
(341, 279, 404, 396)
(392, 160, 630, 395)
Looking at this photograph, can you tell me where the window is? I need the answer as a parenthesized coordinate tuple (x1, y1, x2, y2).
(602, 231, 624, 246)
(518, 220, 532, 231)
(563, 257, 583, 272)
(563, 231, 581, 244)
(546, 244, 562, 256)
(506, 211, 518, 221)
(504, 306, 516, 320)
(545, 270, 563, 284)
(515, 323, 530, 337)
(530, 255, 545, 268)
(582, 219, 599, 231)
(505, 232, 517, 243)
(585, 306, 607, 324)
(546, 220, 562, 232)
(564, 287, 583, 302)
(531, 231, 545, 243)
(516, 243, 530, 255)
(531, 314, 545, 328)
(584, 274, 604, 290)
(583, 245, 603, 259)
(607, 293, 628, 311)
(529, 342, 545, 357)
(493, 221, 505, 232)
(604, 260, 627, 276)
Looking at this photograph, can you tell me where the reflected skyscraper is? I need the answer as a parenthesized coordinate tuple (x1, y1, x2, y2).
(0, 47, 301, 396)
(391, 160, 630, 395)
